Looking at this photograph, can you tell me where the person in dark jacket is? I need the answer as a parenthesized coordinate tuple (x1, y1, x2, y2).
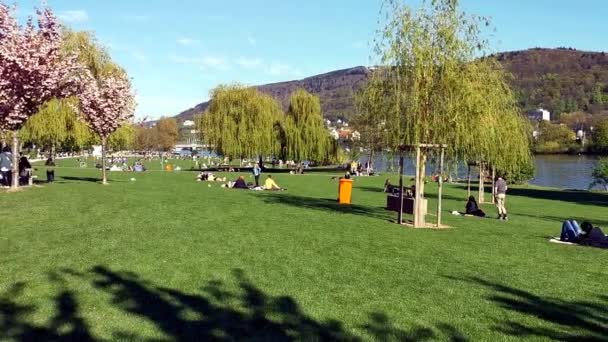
(233, 176, 248, 189)
(465, 196, 486, 217)
(579, 222, 608, 249)
(18, 154, 32, 185)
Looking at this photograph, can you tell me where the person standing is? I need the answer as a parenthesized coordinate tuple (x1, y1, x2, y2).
(253, 163, 262, 187)
(494, 176, 508, 221)
(0, 150, 13, 187)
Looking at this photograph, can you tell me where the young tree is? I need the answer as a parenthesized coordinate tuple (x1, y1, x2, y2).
(77, 72, 135, 184)
(354, 74, 390, 173)
(63, 29, 135, 184)
(199, 85, 282, 162)
(156, 117, 179, 152)
(373, 0, 532, 226)
(0, 4, 80, 188)
(281, 89, 331, 167)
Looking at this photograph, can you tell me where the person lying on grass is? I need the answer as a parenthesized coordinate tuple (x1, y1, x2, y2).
(264, 175, 285, 191)
(561, 220, 608, 249)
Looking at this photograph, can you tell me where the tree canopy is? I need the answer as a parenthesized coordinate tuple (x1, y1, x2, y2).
(281, 89, 331, 162)
(156, 117, 179, 152)
(199, 85, 282, 160)
(370, 0, 532, 177)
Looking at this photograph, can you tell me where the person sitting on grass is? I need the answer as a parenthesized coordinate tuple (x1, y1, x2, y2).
(465, 196, 486, 217)
(232, 176, 248, 189)
(264, 175, 284, 191)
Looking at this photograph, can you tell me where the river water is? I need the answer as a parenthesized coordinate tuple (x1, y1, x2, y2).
(366, 153, 601, 190)
(530, 154, 599, 190)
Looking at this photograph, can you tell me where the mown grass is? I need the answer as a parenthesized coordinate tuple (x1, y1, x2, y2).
(1, 163, 607, 341)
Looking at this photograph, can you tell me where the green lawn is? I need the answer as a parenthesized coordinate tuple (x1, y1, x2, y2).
(1, 164, 607, 341)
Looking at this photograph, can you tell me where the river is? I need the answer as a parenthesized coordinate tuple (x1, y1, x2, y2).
(530, 154, 600, 190)
(365, 153, 602, 190)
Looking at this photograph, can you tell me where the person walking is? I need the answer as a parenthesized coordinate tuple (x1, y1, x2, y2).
(253, 162, 262, 187)
(494, 176, 508, 221)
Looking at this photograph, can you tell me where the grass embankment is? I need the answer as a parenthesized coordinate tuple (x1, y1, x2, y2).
(1, 163, 607, 341)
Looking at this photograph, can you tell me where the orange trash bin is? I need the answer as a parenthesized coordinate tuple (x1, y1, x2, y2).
(338, 179, 353, 205)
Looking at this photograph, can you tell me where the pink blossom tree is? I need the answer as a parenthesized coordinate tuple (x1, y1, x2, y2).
(77, 72, 135, 184)
(0, 3, 79, 189)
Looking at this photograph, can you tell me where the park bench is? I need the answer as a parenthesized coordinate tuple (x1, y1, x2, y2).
(386, 189, 428, 215)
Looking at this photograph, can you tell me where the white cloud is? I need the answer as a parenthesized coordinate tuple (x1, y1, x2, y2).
(169, 54, 229, 71)
(177, 37, 200, 47)
(235, 57, 262, 69)
(58, 10, 88, 23)
(235, 57, 302, 77)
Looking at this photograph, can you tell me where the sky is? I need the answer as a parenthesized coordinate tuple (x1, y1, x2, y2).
(14, 0, 608, 119)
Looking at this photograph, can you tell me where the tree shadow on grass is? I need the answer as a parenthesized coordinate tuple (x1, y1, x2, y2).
(0, 282, 94, 341)
(2, 267, 470, 341)
(356, 186, 385, 193)
(57, 176, 125, 184)
(454, 183, 608, 207)
(361, 312, 468, 341)
(256, 193, 390, 221)
(446, 276, 608, 341)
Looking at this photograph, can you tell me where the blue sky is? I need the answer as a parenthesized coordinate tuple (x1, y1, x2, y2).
(15, 0, 608, 119)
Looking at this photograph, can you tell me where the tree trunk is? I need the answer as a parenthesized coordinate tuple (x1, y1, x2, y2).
(491, 166, 496, 204)
(101, 136, 108, 185)
(368, 149, 374, 175)
(51, 142, 56, 161)
(414, 147, 427, 228)
(467, 165, 471, 198)
(397, 152, 404, 225)
(10, 131, 19, 189)
(437, 148, 445, 228)
(478, 162, 485, 204)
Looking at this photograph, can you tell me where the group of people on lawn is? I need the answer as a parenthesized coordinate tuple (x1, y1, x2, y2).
(197, 162, 284, 191)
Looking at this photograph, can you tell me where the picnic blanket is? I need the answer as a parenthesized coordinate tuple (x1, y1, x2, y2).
(549, 238, 577, 246)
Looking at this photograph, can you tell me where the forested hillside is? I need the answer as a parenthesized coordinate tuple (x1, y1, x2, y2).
(175, 48, 608, 122)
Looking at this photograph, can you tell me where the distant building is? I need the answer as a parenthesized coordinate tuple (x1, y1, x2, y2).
(183, 120, 195, 127)
(528, 108, 551, 121)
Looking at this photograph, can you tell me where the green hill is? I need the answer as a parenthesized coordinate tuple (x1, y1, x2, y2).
(174, 48, 608, 122)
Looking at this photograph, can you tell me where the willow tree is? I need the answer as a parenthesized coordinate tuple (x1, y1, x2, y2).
(106, 123, 136, 151)
(198, 85, 282, 162)
(460, 59, 533, 202)
(354, 74, 390, 173)
(281, 89, 331, 168)
(373, 0, 532, 226)
(20, 98, 91, 159)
